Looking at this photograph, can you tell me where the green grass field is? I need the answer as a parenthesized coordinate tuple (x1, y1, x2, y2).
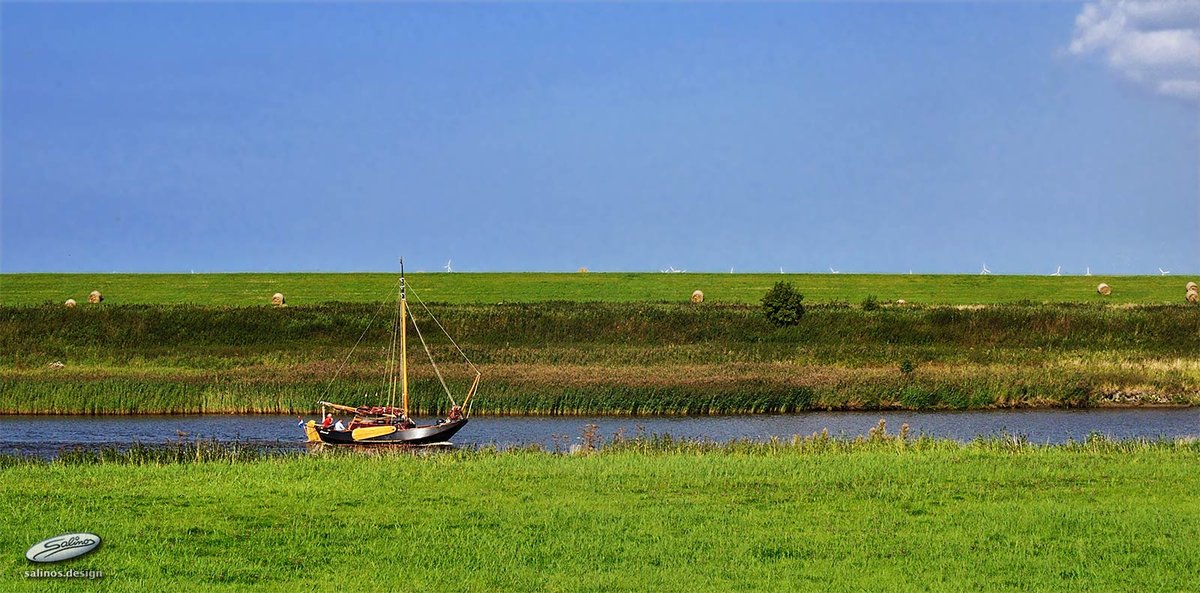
(4, 272, 1198, 306)
(4, 273, 1200, 414)
(3, 301, 1200, 414)
(2, 436, 1197, 592)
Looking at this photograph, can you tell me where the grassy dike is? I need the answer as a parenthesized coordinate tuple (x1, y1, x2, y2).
(3, 302, 1200, 414)
(3, 272, 1196, 306)
(2, 436, 1199, 592)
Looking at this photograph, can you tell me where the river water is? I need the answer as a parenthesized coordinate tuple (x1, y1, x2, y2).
(1, 408, 1197, 458)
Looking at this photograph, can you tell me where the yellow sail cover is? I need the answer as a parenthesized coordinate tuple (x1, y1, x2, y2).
(351, 425, 397, 441)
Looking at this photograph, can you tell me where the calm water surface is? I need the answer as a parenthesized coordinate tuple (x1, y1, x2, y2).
(1, 408, 1197, 457)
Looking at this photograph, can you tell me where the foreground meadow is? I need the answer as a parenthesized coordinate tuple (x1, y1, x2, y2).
(2, 437, 1198, 592)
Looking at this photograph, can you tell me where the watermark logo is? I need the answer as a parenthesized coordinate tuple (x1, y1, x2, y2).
(25, 533, 101, 563)
(24, 568, 104, 580)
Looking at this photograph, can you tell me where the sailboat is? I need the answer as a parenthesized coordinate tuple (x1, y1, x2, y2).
(302, 259, 480, 445)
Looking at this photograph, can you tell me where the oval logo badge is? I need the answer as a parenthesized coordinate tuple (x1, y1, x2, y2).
(25, 533, 101, 563)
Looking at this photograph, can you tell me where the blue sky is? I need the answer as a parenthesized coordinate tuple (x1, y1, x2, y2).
(2, 2, 1197, 274)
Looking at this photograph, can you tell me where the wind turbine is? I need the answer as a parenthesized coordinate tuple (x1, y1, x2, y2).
(980, 264, 992, 275)
(1160, 267, 1171, 276)
(1085, 267, 1092, 276)
(829, 267, 840, 274)
(443, 259, 453, 273)
(780, 267, 784, 274)
(1050, 266, 1061, 277)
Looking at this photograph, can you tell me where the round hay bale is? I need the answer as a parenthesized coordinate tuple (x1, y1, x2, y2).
(896, 299, 906, 305)
(87, 290, 103, 304)
(691, 290, 704, 304)
(577, 267, 589, 273)
(1188, 289, 1199, 304)
(1096, 283, 1111, 296)
(271, 293, 286, 306)
(64, 299, 77, 308)
(1187, 282, 1197, 292)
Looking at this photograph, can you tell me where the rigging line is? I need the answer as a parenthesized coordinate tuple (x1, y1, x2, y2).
(387, 283, 401, 410)
(406, 285, 481, 374)
(409, 311, 456, 407)
(383, 287, 395, 408)
(319, 278, 400, 405)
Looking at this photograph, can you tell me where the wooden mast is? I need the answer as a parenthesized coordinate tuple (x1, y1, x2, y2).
(400, 258, 409, 418)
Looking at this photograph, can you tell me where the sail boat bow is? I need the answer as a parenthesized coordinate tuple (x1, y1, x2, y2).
(305, 259, 480, 446)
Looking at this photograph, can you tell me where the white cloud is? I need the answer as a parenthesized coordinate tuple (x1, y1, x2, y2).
(1069, 0, 1200, 104)
(1157, 78, 1200, 100)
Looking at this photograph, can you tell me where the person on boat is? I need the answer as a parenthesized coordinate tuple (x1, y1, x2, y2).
(334, 418, 346, 431)
(447, 406, 463, 422)
(321, 413, 334, 429)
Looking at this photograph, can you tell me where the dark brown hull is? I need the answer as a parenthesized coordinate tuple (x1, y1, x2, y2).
(316, 419, 468, 445)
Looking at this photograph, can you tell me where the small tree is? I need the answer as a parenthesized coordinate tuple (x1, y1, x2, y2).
(761, 281, 805, 326)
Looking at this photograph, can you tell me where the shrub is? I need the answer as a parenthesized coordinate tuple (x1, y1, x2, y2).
(761, 282, 806, 327)
(861, 295, 879, 311)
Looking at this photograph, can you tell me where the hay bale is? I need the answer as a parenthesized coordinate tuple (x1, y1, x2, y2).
(577, 267, 589, 273)
(88, 290, 103, 304)
(64, 299, 77, 308)
(691, 290, 704, 304)
(1187, 282, 1198, 292)
(1188, 289, 1199, 304)
(271, 293, 286, 306)
(1096, 283, 1111, 296)
(896, 299, 906, 305)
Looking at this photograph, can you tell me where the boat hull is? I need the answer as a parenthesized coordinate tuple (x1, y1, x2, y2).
(316, 419, 468, 445)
